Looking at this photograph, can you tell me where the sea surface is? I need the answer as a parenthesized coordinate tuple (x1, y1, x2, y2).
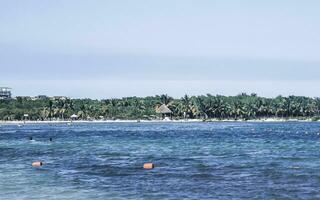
(1, 122, 320, 200)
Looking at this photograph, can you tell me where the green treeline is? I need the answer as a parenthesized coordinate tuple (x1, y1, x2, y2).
(1, 93, 320, 121)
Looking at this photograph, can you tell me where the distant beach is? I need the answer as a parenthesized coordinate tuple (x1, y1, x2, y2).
(0, 118, 317, 125)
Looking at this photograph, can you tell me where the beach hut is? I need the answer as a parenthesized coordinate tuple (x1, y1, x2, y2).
(156, 104, 172, 119)
(70, 114, 78, 120)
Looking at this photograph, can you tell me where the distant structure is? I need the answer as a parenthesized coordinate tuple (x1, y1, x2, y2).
(0, 87, 12, 99)
(70, 114, 78, 120)
(0, 88, 69, 101)
(52, 96, 68, 101)
(16, 96, 32, 100)
(36, 95, 49, 100)
(156, 104, 172, 119)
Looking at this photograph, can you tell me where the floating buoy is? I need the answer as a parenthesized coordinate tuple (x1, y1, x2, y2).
(143, 163, 155, 169)
(32, 161, 43, 167)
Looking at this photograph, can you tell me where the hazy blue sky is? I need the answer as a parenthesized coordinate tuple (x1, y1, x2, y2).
(1, 0, 320, 98)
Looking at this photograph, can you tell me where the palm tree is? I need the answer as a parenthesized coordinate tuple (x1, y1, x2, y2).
(40, 107, 50, 120)
(160, 94, 173, 105)
(48, 100, 55, 120)
(193, 96, 208, 119)
(181, 95, 194, 118)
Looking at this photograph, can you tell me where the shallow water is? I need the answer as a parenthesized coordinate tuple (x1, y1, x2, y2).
(1, 122, 320, 199)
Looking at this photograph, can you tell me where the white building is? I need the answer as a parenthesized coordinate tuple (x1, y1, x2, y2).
(0, 87, 12, 99)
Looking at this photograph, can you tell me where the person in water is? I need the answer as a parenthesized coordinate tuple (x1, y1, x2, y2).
(49, 138, 53, 142)
(29, 136, 33, 140)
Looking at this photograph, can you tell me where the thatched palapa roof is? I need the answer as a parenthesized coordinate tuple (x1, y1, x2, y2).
(156, 104, 172, 114)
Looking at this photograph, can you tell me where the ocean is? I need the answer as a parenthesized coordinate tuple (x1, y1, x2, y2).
(1, 122, 320, 199)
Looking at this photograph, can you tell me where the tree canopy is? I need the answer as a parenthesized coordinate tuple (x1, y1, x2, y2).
(1, 94, 320, 121)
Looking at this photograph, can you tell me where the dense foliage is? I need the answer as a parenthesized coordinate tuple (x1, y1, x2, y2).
(1, 94, 320, 121)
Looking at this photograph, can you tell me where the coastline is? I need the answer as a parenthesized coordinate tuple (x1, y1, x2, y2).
(0, 118, 318, 125)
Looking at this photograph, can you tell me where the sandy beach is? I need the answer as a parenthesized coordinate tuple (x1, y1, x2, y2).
(0, 118, 317, 125)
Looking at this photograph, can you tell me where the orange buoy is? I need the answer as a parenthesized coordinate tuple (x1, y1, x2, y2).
(143, 163, 155, 169)
(32, 161, 43, 167)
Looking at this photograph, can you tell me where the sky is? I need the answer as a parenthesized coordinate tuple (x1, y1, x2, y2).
(1, 0, 320, 99)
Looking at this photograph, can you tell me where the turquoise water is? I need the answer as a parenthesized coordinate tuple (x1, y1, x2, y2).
(1, 122, 320, 199)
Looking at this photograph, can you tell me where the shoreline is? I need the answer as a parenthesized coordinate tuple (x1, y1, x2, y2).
(0, 118, 318, 125)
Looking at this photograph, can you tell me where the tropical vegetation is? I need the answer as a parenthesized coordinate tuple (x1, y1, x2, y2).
(1, 94, 320, 121)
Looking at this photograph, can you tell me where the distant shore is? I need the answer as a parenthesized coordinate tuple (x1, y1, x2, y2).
(0, 118, 318, 125)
